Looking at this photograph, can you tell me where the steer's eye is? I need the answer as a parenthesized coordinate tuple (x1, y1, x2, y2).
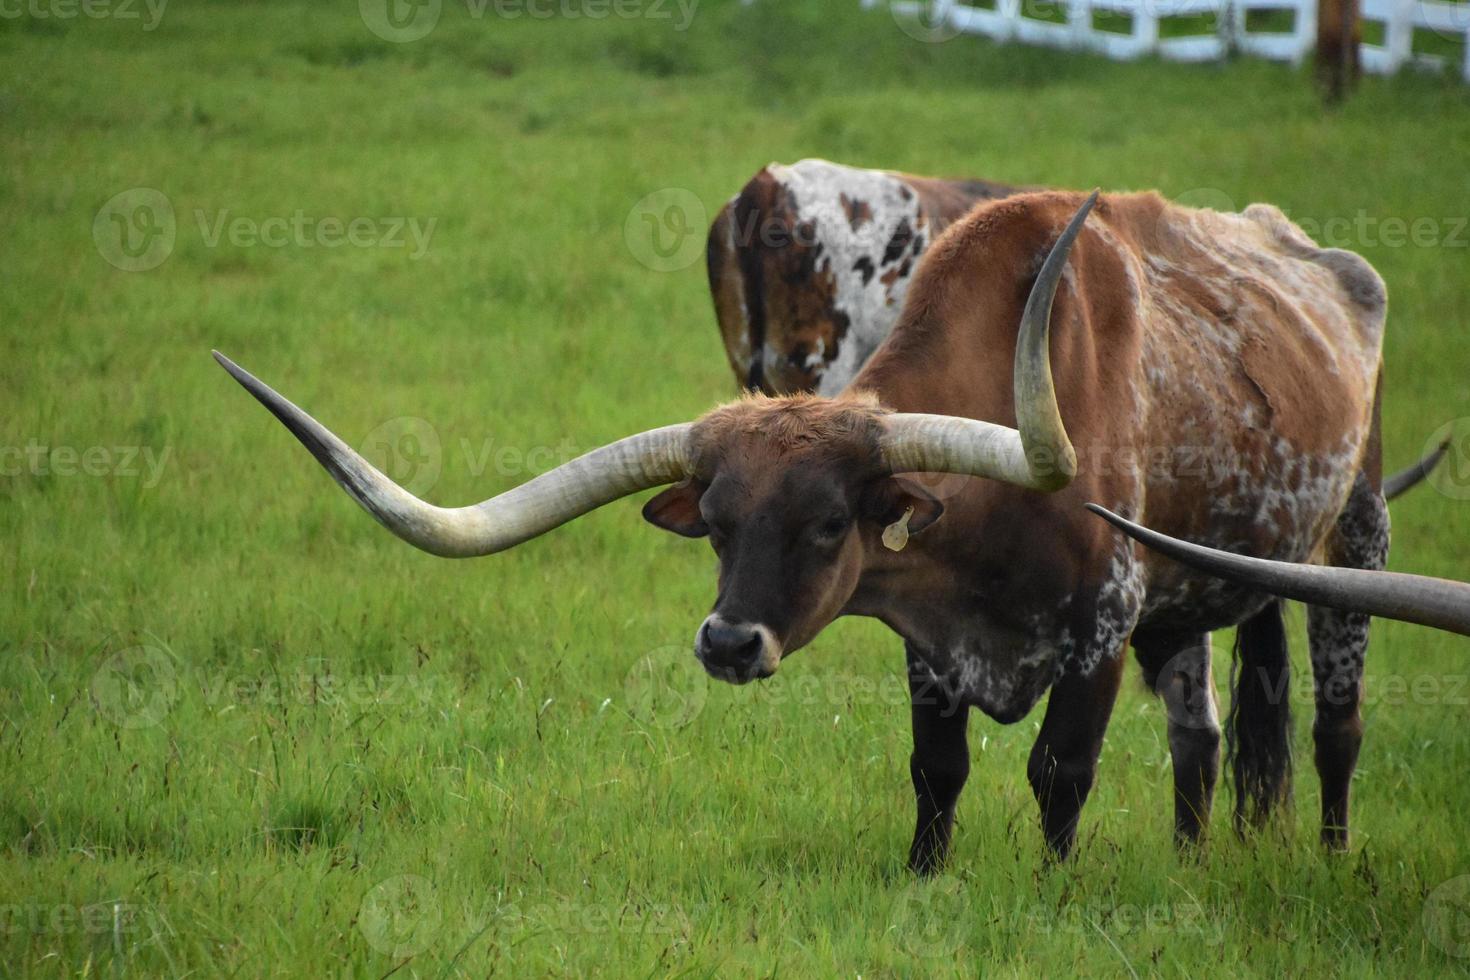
(815, 516, 850, 541)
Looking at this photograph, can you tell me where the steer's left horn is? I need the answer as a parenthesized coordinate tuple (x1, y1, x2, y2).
(1086, 503, 1470, 637)
(1383, 438, 1451, 501)
(878, 191, 1095, 491)
(213, 351, 695, 558)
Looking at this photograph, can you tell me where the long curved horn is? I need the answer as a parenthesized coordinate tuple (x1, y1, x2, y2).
(878, 190, 1096, 492)
(214, 351, 694, 558)
(1383, 438, 1451, 501)
(1086, 503, 1470, 636)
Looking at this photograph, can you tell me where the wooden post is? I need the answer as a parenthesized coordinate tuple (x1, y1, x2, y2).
(1316, 0, 1362, 102)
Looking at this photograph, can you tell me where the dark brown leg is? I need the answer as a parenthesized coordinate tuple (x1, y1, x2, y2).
(1309, 474, 1388, 850)
(1134, 632, 1221, 845)
(905, 645, 970, 875)
(1027, 651, 1126, 858)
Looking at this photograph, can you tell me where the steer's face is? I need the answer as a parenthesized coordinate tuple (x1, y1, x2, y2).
(642, 395, 943, 683)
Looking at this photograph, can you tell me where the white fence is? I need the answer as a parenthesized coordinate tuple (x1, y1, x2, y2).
(872, 0, 1470, 81)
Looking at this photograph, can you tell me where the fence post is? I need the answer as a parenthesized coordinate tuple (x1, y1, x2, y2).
(1069, 0, 1094, 50)
(1381, 0, 1415, 71)
(1465, 23, 1470, 84)
(998, 0, 1023, 39)
(1316, 0, 1361, 100)
(1294, 0, 1318, 63)
(1135, 0, 1161, 55)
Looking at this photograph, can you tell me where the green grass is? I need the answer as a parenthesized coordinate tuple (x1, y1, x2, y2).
(3, 1, 1470, 975)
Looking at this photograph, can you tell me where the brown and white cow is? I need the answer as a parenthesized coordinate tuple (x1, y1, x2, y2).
(217, 188, 1436, 871)
(707, 158, 1015, 395)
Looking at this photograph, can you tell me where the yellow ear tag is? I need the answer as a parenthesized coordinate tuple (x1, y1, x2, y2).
(882, 506, 915, 552)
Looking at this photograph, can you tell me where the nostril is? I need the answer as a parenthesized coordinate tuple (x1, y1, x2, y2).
(732, 632, 762, 660)
(701, 619, 764, 665)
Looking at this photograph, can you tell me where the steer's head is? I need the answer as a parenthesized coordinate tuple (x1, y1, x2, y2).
(212, 193, 1099, 688)
(643, 392, 946, 682)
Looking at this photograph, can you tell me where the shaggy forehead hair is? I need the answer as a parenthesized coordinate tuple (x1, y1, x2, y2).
(690, 390, 889, 470)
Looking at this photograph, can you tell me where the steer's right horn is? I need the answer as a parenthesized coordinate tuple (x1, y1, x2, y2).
(213, 352, 695, 558)
(1087, 504, 1470, 637)
(878, 190, 1096, 491)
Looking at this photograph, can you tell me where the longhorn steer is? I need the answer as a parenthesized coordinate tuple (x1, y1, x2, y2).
(218, 188, 1424, 870)
(707, 158, 1015, 395)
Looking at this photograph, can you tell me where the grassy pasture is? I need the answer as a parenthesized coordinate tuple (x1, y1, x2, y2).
(2, 1, 1470, 975)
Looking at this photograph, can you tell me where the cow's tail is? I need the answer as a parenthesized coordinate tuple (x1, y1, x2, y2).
(1227, 598, 1293, 830)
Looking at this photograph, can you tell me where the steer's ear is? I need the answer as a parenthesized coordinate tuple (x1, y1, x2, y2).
(642, 480, 710, 537)
(861, 476, 944, 536)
